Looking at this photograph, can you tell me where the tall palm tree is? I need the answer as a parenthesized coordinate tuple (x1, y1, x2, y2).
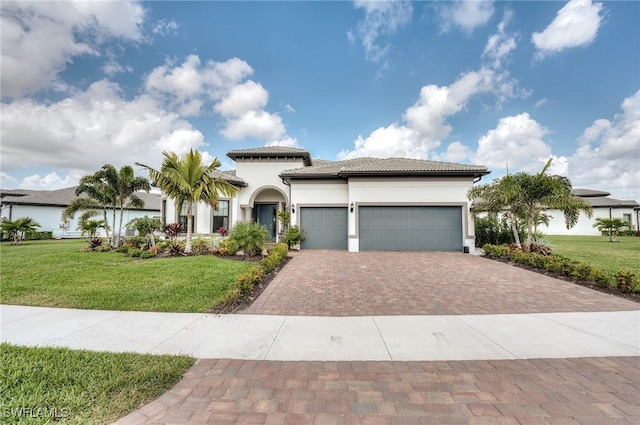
(63, 173, 114, 241)
(469, 158, 592, 251)
(96, 165, 150, 247)
(136, 150, 238, 253)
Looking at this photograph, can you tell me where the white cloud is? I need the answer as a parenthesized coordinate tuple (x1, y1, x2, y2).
(266, 137, 301, 149)
(568, 90, 640, 200)
(532, 0, 604, 58)
(432, 141, 474, 163)
(438, 0, 494, 34)
(214, 81, 269, 117)
(284, 104, 296, 113)
(1, 0, 145, 98)
(220, 110, 285, 141)
(152, 19, 179, 36)
(103, 59, 133, 77)
(340, 14, 525, 162)
(474, 113, 552, 172)
(349, 0, 413, 63)
(482, 10, 516, 69)
(20, 172, 80, 191)
(0, 172, 18, 187)
(534, 98, 550, 108)
(0, 79, 205, 175)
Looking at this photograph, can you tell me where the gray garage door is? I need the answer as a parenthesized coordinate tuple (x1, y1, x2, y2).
(359, 206, 463, 251)
(300, 207, 348, 250)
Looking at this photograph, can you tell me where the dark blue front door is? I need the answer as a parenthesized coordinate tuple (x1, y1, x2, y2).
(255, 204, 277, 241)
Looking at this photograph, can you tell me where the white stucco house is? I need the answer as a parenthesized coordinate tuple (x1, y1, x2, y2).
(0, 187, 161, 238)
(544, 189, 639, 236)
(161, 147, 491, 253)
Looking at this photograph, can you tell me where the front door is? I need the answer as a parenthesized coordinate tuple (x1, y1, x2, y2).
(254, 204, 277, 241)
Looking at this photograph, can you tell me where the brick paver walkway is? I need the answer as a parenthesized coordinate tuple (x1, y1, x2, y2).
(245, 251, 639, 316)
(115, 356, 640, 425)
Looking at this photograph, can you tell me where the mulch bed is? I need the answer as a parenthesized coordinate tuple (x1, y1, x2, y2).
(485, 256, 640, 303)
(208, 256, 292, 314)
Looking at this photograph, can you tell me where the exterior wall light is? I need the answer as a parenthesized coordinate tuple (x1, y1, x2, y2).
(350, 201, 354, 213)
(291, 204, 295, 213)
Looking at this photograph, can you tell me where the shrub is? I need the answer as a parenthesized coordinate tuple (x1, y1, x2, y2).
(127, 248, 143, 258)
(27, 231, 53, 240)
(169, 241, 185, 256)
(482, 244, 511, 258)
(475, 214, 525, 247)
(228, 221, 270, 256)
(570, 263, 594, 281)
(140, 251, 156, 259)
(164, 223, 183, 240)
(282, 225, 305, 249)
(191, 238, 212, 255)
(88, 237, 104, 251)
(616, 270, 639, 293)
(218, 226, 228, 237)
(588, 268, 612, 288)
(122, 236, 148, 249)
(217, 238, 237, 256)
(114, 246, 129, 253)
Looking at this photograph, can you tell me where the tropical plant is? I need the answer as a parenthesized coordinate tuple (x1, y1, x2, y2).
(278, 209, 291, 233)
(282, 225, 305, 249)
(593, 217, 628, 242)
(469, 158, 593, 251)
(0, 217, 41, 244)
(78, 219, 107, 238)
(63, 164, 150, 248)
(218, 226, 228, 237)
(126, 216, 163, 247)
(136, 150, 238, 254)
(228, 221, 270, 256)
(163, 222, 183, 240)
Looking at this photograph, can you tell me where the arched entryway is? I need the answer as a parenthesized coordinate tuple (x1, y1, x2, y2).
(245, 186, 288, 241)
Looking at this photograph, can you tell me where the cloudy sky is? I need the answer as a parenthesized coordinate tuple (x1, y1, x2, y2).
(1, 0, 638, 200)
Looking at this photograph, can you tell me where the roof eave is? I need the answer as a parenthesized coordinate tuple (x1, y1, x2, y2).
(227, 152, 313, 166)
(338, 170, 491, 178)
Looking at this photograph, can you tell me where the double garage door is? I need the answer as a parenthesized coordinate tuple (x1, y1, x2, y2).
(300, 206, 462, 251)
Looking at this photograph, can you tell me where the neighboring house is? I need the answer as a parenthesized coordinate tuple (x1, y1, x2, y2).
(0, 187, 161, 238)
(544, 189, 640, 236)
(162, 147, 490, 253)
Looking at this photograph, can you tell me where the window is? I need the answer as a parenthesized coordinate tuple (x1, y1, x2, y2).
(213, 200, 229, 232)
(178, 204, 194, 233)
(623, 213, 632, 229)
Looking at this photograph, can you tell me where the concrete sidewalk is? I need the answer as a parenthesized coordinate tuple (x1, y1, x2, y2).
(2, 305, 638, 361)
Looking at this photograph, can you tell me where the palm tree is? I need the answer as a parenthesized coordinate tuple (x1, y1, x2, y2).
(1, 217, 41, 244)
(469, 173, 525, 248)
(514, 158, 593, 250)
(96, 165, 150, 247)
(593, 217, 628, 242)
(136, 150, 238, 253)
(63, 165, 150, 248)
(469, 158, 592, 251)
(78, 219, 107, 238)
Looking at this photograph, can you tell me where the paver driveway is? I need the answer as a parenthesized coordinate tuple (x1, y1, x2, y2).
(245, 251, 639, 316)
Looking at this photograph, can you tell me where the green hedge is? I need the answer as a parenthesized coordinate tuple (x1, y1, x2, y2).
(221, 242, 289, 306)
(483, 244, 639, 292)
(27, 231, 53, 240)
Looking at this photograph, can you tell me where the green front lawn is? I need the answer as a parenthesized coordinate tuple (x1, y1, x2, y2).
(0, 240, 256, 312)
(1, 343, 194, 425)
(546, 235, 640, 275)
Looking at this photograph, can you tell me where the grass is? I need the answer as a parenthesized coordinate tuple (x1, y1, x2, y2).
(0, 239, 256, 312)
(546, 235, 640, 275)
(0, 343, 194, 424)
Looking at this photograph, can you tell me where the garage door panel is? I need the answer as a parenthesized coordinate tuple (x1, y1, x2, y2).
(359, 206, 462, 252)
(300, 207, 348, 250)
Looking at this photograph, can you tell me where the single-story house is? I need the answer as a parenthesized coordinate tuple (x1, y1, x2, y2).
(0, 187, 161, 238)
(161, 147, 491, 253)
(544, 189, 639, 236)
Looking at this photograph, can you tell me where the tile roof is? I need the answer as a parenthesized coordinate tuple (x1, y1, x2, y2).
(280, 157, 489, 178)
(1, 187, 161, 210)
(213, 170, 247, 186)
(572, 188, 611, 197)
(227, 147, 312, 166)
(584, 196, 639, 208)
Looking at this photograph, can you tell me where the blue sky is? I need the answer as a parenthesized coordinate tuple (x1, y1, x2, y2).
(1, 0, 639, 200)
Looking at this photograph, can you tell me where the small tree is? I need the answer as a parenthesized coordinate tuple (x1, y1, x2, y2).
(0, 217, 41, 244)
(228, 221, 270, 256)
(593, 217, 628, 242)
(278, 210, 291, 234)
(126, 216, 163, 247)
(283, 225, 305, 249)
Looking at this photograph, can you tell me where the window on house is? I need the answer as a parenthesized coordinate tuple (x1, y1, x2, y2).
(178, 204, 194, 233)
(213, 200, 229, 232)
(623, 213, 631, 229)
